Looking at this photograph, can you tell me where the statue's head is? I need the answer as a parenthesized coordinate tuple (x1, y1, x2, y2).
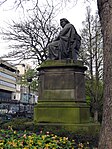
(60, 18, 69, 28)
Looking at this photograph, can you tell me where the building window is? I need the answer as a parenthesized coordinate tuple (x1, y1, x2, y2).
(0, 90, 12, 100)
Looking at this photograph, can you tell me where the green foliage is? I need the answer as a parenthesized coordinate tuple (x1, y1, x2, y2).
(86, 79, 103, 100)
(20, 68, 38, 91)
(1, 118, 32, 130)
(86, 79, 103, 122)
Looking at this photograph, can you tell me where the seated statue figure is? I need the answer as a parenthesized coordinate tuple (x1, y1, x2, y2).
(47, 18, 81, 60)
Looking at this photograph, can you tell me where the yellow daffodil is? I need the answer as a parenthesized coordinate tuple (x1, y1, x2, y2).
(0, 140, 4, 143)
(29, 139, 33, 144)
(45, 144, 49, 147)
(42, 135, 46, 140)
(0, 143, 3, 146)
(28, 135, 32, 139)
(60, 137, 62, 141)
(14, 131, 16, 134)
(23, 147, 29, 149)
(37, 141, 42, 146)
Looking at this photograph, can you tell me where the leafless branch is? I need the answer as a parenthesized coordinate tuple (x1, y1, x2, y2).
(0, 3, 59, 64)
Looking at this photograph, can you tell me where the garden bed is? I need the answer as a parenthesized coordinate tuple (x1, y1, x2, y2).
(0, 118, 99, 148)
(0, 127, 98, 149)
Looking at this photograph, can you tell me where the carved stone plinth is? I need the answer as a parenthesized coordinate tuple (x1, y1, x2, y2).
(34, 60, 100, 132)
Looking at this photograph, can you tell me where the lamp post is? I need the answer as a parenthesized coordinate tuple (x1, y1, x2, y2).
(27, 77, 32, 114)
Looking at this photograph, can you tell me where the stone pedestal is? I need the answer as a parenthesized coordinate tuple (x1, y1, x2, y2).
(34, 60, 100, 132)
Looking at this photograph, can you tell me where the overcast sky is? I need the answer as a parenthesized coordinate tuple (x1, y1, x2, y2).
(0, 0, 97, 57)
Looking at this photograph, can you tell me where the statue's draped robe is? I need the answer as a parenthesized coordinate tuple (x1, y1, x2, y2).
(48, 23, 81, 60)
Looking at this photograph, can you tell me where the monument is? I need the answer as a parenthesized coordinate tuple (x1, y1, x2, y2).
(34, 18, 100, 132)
(47, 18, 81, 61)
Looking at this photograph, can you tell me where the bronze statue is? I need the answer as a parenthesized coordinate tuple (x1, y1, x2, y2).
(47, 18, 81, 60)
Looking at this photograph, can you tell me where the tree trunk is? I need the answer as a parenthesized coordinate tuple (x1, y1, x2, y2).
(97, 0, 112, 148)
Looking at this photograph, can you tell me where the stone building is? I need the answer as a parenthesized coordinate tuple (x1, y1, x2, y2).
(0, 60, 38, 116)
(0, 59, 18, 113)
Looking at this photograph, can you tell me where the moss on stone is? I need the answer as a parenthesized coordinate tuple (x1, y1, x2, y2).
(40, 60, 84, 68)
(34, 102, 90, 124)
(35, 101, 90, 107)
(34, 106, 100, 135)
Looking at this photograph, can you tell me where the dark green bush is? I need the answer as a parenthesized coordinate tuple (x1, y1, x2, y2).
(1, 118, 32, 130)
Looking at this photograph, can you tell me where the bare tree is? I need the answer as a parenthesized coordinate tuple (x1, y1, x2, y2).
(80, 7, 103, 123)
(0, 4, 59, 64)
(0, 0, 38, 9)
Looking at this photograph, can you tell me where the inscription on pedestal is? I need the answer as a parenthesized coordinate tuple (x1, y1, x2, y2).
(44, 72, 74, 90)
